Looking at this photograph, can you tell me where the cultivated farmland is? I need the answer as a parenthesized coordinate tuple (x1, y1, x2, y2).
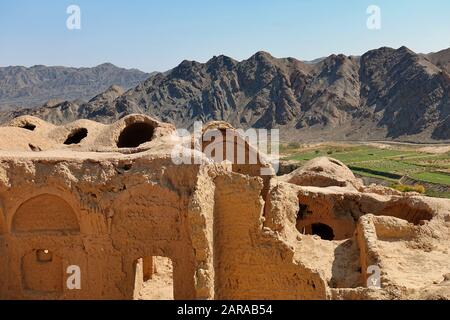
(281, 143, 450, 198)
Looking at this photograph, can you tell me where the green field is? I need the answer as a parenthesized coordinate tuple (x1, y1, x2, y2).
(281, 144, 450, 198)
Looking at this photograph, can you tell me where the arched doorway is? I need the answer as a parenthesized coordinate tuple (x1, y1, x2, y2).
(310, 223, 335, 241)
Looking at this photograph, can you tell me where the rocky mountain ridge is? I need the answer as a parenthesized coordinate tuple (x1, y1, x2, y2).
(2, 46, 450, 142)
(0, 63, 149, 110)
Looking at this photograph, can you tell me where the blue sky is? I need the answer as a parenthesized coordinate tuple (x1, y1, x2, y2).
(0, 0, 449, 72)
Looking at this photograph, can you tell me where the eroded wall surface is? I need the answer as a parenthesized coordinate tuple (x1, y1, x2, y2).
(0, 116, 449, 300)
(0, 155, 205, 299)
(213, 174, 327, 299)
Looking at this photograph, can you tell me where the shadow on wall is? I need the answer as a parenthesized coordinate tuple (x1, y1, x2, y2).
(375, 202, 433, 225)
(295, 201, 355, 241)
(305, 223, 335, 241)
(294, 194, 435, 242)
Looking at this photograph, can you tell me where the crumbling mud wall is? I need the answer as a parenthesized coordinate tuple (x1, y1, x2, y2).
(0, 115, 449, 300)
(0, 199, 6, 297)
(0, 185, 99, 299)
(213, 174, 327, 299)
(200, 125, 275, 204)
(187, 167, 217, 299)
(109, 177, 197, 299)
(0, 154, 209, 299)
(0, 114, 175, 153)
(264, 175, 450, 299)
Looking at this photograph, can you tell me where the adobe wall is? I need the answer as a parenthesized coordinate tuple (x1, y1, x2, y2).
(0, 156, 209, 299)
(0, 200, 6, 296)
(187, 167, 217, 299)
(0, 186, 109, 299)
(1, 154, 449, 300)
(264, 178, 450, 298)
(0, 115, 449, 300)
(212, 173, 327, 299)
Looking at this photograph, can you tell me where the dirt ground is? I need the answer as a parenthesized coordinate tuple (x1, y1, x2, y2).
(136, 257, 174, 300)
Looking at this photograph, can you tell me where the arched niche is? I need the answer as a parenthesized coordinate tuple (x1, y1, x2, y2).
(201, 128, 266, 177)
(12, 194, 80, 235)
(22, 250, 63, 295)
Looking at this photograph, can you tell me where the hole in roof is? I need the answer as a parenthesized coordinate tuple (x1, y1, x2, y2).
(117, 122, 155, 148)
(21, 123, 36, 131)
(64, 128, 88, 145)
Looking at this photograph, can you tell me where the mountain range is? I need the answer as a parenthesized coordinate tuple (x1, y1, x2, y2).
(1, 46, 450, 142)
(0, 63, 149, 111)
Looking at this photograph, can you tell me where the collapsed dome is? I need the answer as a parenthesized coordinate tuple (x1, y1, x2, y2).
(6, 116, 57, 138)
(201, 122, 261, 164)
(283, 157, 362, 189)
(64, 128, 88, 145)
(117, 122, 155, 148)
(8, 117, 41, 131)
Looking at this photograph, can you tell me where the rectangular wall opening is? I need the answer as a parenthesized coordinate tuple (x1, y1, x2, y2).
(133, 256, 174, 300)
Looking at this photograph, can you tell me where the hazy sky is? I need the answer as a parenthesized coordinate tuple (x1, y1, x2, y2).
(1, 0, 449, 72)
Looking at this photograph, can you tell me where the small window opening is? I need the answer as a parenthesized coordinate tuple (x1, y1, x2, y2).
(36, 249, 53, 262)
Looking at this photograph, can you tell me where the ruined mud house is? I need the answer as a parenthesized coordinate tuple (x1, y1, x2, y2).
(0, 114, 449, 300)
